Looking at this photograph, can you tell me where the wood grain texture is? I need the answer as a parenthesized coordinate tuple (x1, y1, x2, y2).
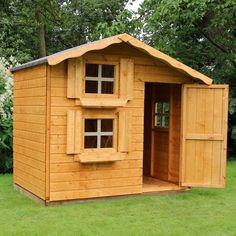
(143, 83, 152, 176)
(168, 85, 181, 183)
(49, 59, 144, 200)
(120, 58, 134, 100)
(144, 84, 181, 184)
(151, 84, 170, 181)
(45, 65, 51, 201)
(13, 64, 47, 200)
(47, 34, 212, 85)
(180, 85, 228, 188)
(13, 38, 227, 202)
(67, 58, 83, 98)
(118, 110, 132, 153)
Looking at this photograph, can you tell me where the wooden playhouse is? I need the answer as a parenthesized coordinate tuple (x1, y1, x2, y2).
(11, 34, 228, 204)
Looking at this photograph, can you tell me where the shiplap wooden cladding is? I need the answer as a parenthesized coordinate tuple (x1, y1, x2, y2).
(119, 58, 134, 100)
(181, 85, 228, 188)
(12, 34, 229, 203)
(118, 110, 132, 152)
(67, 110, 82, 154)
(67, 58, 83, 98)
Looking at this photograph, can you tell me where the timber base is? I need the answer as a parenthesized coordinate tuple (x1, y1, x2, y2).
(14, 181, 189, 206)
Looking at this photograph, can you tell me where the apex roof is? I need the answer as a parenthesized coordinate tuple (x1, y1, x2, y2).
(11, 33, 212, 85)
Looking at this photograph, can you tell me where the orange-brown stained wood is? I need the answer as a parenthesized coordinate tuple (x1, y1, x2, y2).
(180, 85, 228, 188)
(151, 84, 170, 182)
(12, 38, 228, 203)
(47, 34, 213, 85)
(13, 64, 47, 200)
(49, 57, 144, 201)
(143, 83, 152, 177)
(168, 85, 181, 183)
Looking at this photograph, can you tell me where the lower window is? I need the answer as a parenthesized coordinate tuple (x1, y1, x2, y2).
(84, 119, 113, 149)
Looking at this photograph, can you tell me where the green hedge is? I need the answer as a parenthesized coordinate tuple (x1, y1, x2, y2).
(0, 63, 13, 173)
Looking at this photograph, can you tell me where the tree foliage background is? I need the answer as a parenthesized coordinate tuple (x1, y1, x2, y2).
(0, 60, 13, 173)
(0, 0, 129, 64)
(0, 0, 235, 172)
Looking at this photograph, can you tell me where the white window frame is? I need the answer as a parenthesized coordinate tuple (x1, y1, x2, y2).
(85, 64, 115, 94)
(84, 119, 114, 148)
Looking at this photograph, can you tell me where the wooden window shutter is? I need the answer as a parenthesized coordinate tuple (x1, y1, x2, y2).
(67, 110, 82, 154)
(120, 58, 134, 100)
(67, 58, 83, 99)
(118, 110, 132, 153)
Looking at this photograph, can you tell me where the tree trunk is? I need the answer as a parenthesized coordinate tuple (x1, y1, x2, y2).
(35, 2, 46, 57)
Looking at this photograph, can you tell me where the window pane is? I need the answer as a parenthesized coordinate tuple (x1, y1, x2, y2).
(163, 116, 169, 128)
(163, 102, 170, 113)
(86, 64, 98, 77)
(156, 115, 162, 127)
(101, 81, 113, 94)
(102, 65, 114, 78)
(101, 136, 113, 148)
(84, 136, 97, 148)
(85, 80, 98, 93)
(85, 119, 97, 132)
(156, 102, 162, 114)
(101, 119, 113, 132)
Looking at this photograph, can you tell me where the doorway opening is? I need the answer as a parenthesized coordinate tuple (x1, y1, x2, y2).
(143, 83, 183, 193)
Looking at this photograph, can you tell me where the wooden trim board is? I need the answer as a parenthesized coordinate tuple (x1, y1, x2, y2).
(45, 34, 212, 85)
(45, 65, 51, 201)
(14, 181, 189, 206)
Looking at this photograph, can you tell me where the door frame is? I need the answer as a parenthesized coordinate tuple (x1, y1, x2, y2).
(144, 83, 181, 184)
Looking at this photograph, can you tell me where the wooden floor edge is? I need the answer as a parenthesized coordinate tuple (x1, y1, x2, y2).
(46, 189, 190, 206)
(14, 184, 190, 206)
(14, 184, 46, 206)
(141, 188, 190, 196)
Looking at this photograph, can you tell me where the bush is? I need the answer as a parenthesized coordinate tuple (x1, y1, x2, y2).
(228, 93, 236, 158)
(0, 61, 13, 173)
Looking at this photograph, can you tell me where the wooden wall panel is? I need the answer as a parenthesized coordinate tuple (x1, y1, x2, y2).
(49, 44, 191, 201)
(13, 64, 47, 200)
(49, 55, 145, 200)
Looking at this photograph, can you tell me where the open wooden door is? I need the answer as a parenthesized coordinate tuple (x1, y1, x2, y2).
(180, 85, 228, 188)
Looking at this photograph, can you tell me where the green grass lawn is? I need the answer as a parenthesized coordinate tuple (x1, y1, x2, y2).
(1, 162, 236, 236)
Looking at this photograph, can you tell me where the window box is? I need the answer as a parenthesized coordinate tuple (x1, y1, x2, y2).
(74, 149, 125, 163)
(76, 98, 127, 108)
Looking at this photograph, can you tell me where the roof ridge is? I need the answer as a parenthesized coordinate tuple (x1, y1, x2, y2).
(11, 33, 212, 85)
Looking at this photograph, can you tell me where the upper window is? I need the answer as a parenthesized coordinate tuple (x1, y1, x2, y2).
(84, 119, 114, 149)
(85, 64, 115, 94)
(154, 102, 170, 128)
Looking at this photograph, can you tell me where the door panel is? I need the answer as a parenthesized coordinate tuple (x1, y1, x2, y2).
(151, 84, 170, 181)
(152, 130, 169, 180)
(181, 85, 228, 188)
